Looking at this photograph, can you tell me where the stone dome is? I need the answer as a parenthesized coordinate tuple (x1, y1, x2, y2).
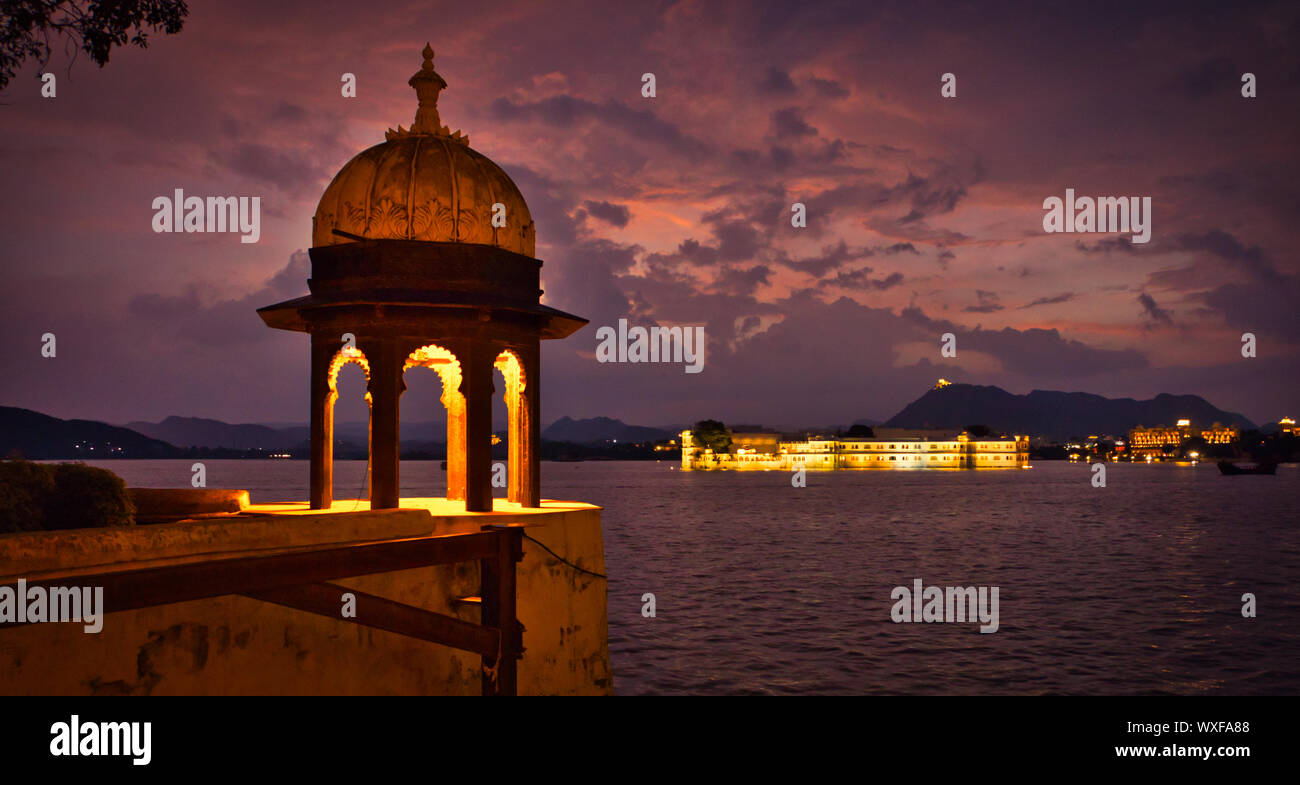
(311, 45, 535, 256)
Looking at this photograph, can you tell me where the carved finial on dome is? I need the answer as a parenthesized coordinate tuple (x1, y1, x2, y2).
(385, 42, 470, 144)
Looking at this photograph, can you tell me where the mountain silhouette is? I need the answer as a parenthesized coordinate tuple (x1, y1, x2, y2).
(125, 416, 296, 450)
(0, 406, 178, 459)
(541, 416, 672, 444)
(884, 383, 1256, 441)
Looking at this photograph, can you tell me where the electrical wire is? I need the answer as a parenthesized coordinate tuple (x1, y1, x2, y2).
(350, 449, 369, 511)
(522, 532, 607, 580)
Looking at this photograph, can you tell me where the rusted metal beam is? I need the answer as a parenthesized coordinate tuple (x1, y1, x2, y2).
(480, 526, 523, 696)
(0, 531, 502, 624)
(245, 581, 498, 658)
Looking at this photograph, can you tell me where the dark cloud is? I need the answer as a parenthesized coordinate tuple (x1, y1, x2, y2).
(769, 145, 796, 168)
(1197, 273, 1300, 335)
(1137, 292, 1174, 328)
(489, 95, 712, 159)
(771, 107, 818, 139)
(773, 241, 873, 277)
(710, 219, 763, 261)
(963, 290, 1003, 313)
(582, 199, 631, 227)
(758, 67, 797, 93)
(931, 321, 1150, 377)
(821, 268, 904, 291)
(713, 265, 772, 295)
(1177, 230, 1269, 270)
(1075, 237, 1138, 254)
(1020, 292, 1076, 309)
(127, 252, 312, 345)
(807, 75, 849, 99)
(220, 143, 330, 194)
(269, 101, 308, 124)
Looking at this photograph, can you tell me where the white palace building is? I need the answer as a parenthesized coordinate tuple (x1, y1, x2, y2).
(680, 429, 1031, 471)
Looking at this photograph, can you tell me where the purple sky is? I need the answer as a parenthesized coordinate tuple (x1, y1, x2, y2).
(1, 0, 1297, 430)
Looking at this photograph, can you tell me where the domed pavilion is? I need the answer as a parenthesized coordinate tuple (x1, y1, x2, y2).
(259, 44, 587, 512)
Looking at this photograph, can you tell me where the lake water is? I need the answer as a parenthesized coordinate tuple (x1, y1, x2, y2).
(79, 459, 1300, 695)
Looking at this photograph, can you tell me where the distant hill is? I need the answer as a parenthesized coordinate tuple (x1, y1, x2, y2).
(123, 417, 468, 455)
(884, 384, 1256, 441)
(1, 406, 178, 459)
(542, 416, 672, 444)
(2, 405, 678, 460)
(126, 416, 298, 450)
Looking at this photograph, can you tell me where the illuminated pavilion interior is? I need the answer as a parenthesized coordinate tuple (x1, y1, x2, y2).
(259, 45, 587, 511)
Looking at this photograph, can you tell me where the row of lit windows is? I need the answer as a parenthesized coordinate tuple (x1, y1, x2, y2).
(699, 454, 1022, 465)
(785, 443, 1017, 452)
(799, 454, 1018, 462)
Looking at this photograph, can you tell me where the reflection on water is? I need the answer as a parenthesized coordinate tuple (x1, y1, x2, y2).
(82, 459, 1300, 695)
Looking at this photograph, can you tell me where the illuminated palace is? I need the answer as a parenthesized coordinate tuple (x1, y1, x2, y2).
(1127, 419, 1238, 459)
(680, 429, 1031, 470)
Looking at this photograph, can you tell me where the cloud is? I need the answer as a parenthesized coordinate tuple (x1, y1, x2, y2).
(821, 268, 904, 291)
(773, 241, 874, 276)
(489, 95, 711, 158)
(964, 290, 1003, 313)
(708, 218, 763, 261)
(807, 75, 849, 99)
(712, 265, 772, 295)
(1176, 230, 1270, 272)
(581, 199, 631, 227)
(956, 325, 1150, 377)
(758, 67, 797, 93)
(1137, 292, 1174, 328)
(771, 107, 818, 139)
(1020, 292, 1076, 308)
(1075, 237, 1138, 254)
(1197, 273, 1300, 336)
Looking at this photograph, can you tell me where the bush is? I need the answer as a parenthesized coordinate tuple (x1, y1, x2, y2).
(0, 459, 55, 533)
(0, 460, 135, 533)
(45, 463, 135, 530)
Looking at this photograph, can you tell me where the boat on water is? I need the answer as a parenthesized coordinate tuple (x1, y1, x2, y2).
(1217, 460, 1277, 476)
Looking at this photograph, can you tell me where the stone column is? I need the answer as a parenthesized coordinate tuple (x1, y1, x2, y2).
(365, 337, 405, 509)
(309, 333, 335, 510)
(518, 343, 541, 508)
(441, 366, 467, 502)
(459, 339, 495, 512)
(506, 389, 521, 504)
(497, 351, 522, 505)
